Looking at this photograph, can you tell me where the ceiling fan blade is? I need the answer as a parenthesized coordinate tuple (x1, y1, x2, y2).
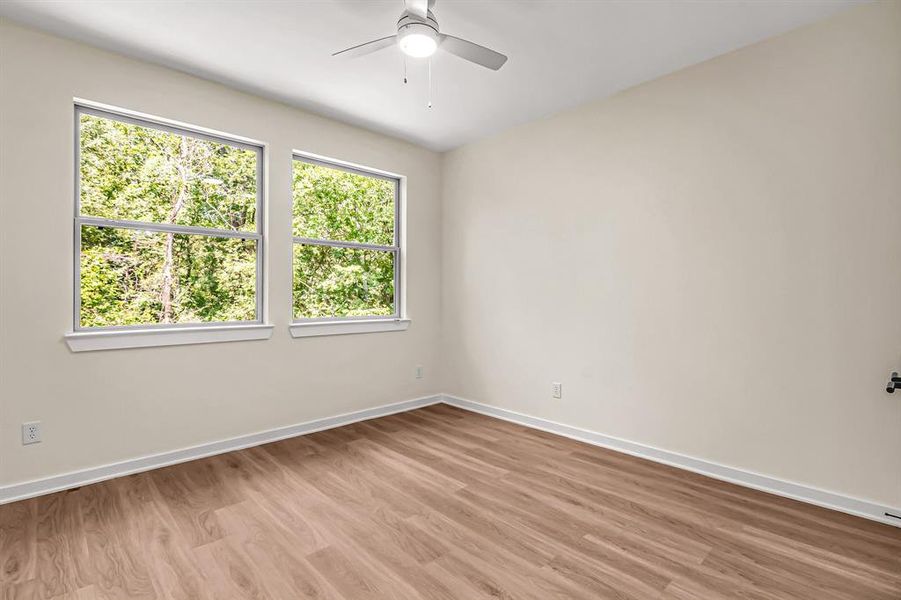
(404, 0, 429, 19)
(439, 34, 507, 71)
(332, 35, 397, 59)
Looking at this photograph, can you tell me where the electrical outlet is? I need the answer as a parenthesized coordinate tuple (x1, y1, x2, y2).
(415, 365, 424, 379)
(552, 382, 562, 399)
(22, 421, 41, 445)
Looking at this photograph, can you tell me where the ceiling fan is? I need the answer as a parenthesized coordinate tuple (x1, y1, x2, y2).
(332, 0, 508, 71)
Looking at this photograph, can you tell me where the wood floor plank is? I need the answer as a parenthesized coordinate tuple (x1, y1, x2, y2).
(0, 498, 36, 586)
(306, 545, 389, 600)
(77, 483, 157, 600)
(148, 459, 238, 549)
(192, 537, 271, 600)
(214, 501, 341, 600)
(32, 492, 86, 598)
(112, 474, 211, 600)
(0, 405, 898, 599)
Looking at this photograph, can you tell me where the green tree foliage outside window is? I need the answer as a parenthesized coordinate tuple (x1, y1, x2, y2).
(292, 161, 397, 319)
(78, 112, 259, 328)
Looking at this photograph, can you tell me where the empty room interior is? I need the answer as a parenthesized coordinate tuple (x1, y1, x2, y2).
(1, 0, 900, 598)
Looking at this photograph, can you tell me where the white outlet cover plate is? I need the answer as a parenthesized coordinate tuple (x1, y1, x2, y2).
(22, 421, 41, 444)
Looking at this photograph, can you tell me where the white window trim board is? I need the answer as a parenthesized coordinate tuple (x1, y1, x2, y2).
(289, 318, 410, 338)
(65, 323, 274, 352)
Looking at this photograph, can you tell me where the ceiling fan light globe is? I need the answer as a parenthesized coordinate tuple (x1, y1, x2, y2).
(398, 24, 438, 58)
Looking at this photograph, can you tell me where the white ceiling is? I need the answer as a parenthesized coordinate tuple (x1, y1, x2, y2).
(0, 0, 862, 151)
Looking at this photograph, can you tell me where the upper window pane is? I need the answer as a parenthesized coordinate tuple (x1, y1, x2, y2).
(292, 160, 395, 245)
(79, 112, 258, 232)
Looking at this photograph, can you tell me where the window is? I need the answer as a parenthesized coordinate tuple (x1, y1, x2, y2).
(291, 154, 405, 334)
(69, 104, 269, 350)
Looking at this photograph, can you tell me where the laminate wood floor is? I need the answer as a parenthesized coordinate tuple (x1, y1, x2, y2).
(1, 404, 899, 599)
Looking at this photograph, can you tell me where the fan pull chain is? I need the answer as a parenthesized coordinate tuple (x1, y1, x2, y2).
(427, 58, 433, 109)
(403, 55, 408, 84)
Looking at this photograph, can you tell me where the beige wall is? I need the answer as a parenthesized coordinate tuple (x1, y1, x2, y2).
(0, 21, 442, 486)
(2, 2, 899, 510)
(440, 1, 901, 508)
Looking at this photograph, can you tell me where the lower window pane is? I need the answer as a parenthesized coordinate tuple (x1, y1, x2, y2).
(79, 225, 257, 328)
(293, 244, 395, 319)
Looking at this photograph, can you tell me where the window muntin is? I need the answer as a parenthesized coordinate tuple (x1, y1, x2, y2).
(292, 156, 400, 321)
(292, 160, 394, 245)
(75, 105, 263, 330)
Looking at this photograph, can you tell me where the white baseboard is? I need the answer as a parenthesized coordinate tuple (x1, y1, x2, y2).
(0, 394, 441, 505)
(3, 392, 898, 530)
(442, 394, 901, 529)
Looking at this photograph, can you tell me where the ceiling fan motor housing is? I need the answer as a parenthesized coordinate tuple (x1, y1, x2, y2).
(397, 11, 440, 58)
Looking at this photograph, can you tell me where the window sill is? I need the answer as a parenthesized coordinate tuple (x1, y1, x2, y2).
(289, 318, 410, 338)
(65, 323, 274, 352)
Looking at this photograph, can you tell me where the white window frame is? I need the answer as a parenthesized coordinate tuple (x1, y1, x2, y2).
(290, 152, 408, 338)
(66, 101, 272, 352)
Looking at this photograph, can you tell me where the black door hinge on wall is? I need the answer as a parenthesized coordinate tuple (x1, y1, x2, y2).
(885, 372, 901, 393)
